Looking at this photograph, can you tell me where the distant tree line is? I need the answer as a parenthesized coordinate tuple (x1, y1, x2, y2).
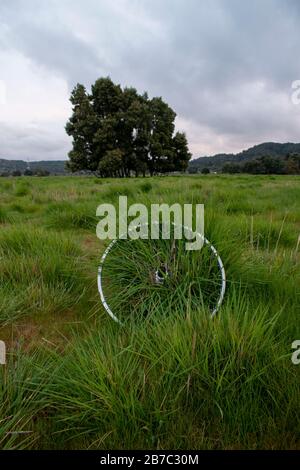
(0, 168, 50, 177)
(66, 77, 191, 177)
(222, 154, 300, 175)
(188, 142, 300, 173)
(188, 167, 211, 175)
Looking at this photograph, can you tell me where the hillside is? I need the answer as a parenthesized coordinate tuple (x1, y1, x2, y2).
(189, 142, 300, 172)
(0, 159, 66, 175)
(2, 142, 300, 175)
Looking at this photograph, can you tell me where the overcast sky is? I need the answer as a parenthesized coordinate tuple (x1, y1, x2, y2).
(0, 0, 300, 161)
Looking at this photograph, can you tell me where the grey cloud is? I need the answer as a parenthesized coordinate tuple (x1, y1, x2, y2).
(0, 122, 71, 160)
(0, 1, 105, 88)
(0, 0, 300, 159)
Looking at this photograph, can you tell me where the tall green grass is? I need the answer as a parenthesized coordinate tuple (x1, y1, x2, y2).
(0, 174, 299, 449)
(0, 225, 89, 325)
(0, 349, 50, 449)
(32, 300, 299, 449)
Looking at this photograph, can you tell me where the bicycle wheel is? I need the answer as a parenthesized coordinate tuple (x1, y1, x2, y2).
(98, 223, 226, 323)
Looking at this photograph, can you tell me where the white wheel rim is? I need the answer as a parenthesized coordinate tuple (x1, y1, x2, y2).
(98, 222, 226, 323)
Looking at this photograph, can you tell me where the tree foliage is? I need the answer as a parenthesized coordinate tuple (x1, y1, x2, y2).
(222, 154, 300, 175)
(66, 77, 191, 176)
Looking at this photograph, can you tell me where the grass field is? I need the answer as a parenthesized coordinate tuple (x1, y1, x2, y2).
(0, 174, 299, 450)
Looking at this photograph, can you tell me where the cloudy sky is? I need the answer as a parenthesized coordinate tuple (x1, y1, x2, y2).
(0, 0, 300, 161)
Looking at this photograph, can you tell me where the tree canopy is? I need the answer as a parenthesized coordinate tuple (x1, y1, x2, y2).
(66, 77, 191, 176)
(222, 154, 300, 175)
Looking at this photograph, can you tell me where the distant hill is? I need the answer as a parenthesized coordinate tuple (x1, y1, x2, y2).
(2, 142, 300, 175)
(0, 159, 66, 175)
(189, 142, 300, 172)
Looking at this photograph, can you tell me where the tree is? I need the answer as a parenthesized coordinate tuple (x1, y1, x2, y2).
(66, 84, 97, 172)
(66, 77, 191, 176)
(172, 132, 191, 172)
(34, 169, 50, 176)
(260, 156, 284, 174)
(147, 97, 176, 175)
(285, 153, 300, 174)
(222, 163, 241, 173)
(242, 156, 284, 174)
(125, 91, 152, 176)
(98, 149, 124, 177)
(201, 167, 210, 174)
